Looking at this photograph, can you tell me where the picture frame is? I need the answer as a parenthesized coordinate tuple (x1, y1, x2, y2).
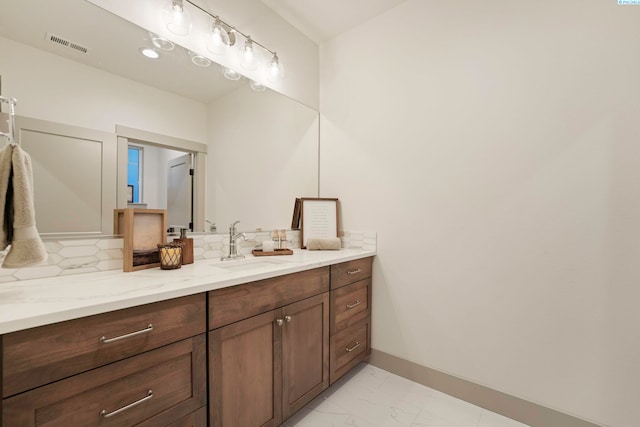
(300, 198, 339, 248)
(127, 185, 134, 203)
(291, 198, 302, 229)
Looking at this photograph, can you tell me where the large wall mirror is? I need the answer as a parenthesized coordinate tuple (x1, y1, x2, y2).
(0, 0, 319, 238)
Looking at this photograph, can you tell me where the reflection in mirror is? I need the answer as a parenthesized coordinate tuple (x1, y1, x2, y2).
(128, 144, 194, 230)
(0, 0, 319, 238)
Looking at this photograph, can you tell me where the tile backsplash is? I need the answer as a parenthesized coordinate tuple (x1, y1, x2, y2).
(0, 230, 376, 282)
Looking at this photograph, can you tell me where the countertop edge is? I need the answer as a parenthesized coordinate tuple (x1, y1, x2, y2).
(0, 249, 375, 334)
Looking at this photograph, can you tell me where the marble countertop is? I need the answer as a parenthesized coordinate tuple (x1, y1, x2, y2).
(0, 249, 375, 335)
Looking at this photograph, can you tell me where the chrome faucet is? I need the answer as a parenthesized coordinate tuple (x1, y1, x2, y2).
(221, 220, 246, 261)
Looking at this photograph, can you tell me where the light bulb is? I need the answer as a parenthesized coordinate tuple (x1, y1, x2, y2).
(139, 47, 160, 59)
(266, 53, 284, 82)
(163, 0, 192, 36)
(240, 37, 258, 71)
(206, 19, 230, 55)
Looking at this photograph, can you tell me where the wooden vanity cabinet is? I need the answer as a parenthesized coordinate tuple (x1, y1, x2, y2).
(1, 294, 207, 427)
(208, 268, 330, 427)
(2, 293, 206, 398)
(329, 257, 373, 384)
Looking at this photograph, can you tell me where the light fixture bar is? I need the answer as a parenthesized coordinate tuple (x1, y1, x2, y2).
(184, 0, 276, 56)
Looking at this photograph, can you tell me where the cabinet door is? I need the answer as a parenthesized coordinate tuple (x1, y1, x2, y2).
(281, 293, 329, 419)
(209, 310, 282, 427)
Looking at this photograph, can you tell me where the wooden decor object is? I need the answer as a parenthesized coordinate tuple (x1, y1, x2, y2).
(252, 249, 294, 256)
(114, 208, 167, 272)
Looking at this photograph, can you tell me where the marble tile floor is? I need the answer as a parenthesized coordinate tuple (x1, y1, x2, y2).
(284, 363, 529, 427)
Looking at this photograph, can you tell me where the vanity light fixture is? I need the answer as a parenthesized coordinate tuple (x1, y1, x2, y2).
(266, 52, 284, 82)
(163, 0, 192, 36)
(206, 17, 235, 55)
(175, 0, 285, 82)
(239, 36, 258, 71)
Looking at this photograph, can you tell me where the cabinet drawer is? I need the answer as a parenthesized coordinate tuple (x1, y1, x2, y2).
(209, 267, 329, 329)
(3, 293, 206, 397)
(330, 257, 372, 289)
(330, 320, 370, 385)
(3, 334, 207, 427)
(330, 279, 371, 334)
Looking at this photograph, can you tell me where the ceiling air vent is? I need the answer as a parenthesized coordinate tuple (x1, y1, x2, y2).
(45, 32, 90, 54)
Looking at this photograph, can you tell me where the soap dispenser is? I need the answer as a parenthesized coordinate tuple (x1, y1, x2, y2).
(174, 227, 194, 265)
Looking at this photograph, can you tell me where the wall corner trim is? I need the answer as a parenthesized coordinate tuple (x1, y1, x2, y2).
(368, 349, 604, 427)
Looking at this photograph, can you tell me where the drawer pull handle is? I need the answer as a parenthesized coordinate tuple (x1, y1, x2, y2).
(275, 319, 284, 326)
(100, 324, 153, 344)
(100, 389, 153, 418)
(345, 341, 361, 352)
(347, 268, 362, 275)
(284, 315, 292, 323)
(346, 300, 361, 309)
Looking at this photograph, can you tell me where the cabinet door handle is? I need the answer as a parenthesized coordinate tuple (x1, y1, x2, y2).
(100, 324, 153, 344)
(275, 319, 284, 326)
(345, 341, 361, 352)
(284, 315, 292, 323)
(347, 268, 362, 275)
(346, 300, 361, 309)
(100, 390, 153, 418)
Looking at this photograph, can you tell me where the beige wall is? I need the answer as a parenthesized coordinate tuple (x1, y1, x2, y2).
(319, 1, 640, 426)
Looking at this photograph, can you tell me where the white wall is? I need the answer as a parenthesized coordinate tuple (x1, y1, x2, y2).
(0, 36, 206, 141)
(207, 84, 319, 232)
(319, 1, 640, 426)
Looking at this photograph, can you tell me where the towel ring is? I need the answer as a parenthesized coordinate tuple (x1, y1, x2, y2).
(0, 96, 18, 146)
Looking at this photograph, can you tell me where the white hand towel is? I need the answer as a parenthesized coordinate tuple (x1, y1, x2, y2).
(0, 143, 47, 268)
(0, 143, 13, 251)
(306, 237, 341, 251)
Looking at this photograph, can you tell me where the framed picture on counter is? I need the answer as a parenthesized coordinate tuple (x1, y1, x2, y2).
(300, 198, 339, 248)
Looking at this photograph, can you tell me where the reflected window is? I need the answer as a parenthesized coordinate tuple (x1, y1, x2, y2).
(128, 146, 143, 203)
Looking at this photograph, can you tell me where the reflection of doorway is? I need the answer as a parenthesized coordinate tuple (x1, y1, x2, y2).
(127, 143, 193, 229)
(167, 153, 193, 230)
(117, 125, 207, 233)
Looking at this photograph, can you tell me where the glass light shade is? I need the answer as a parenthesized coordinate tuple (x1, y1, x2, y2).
(190, 52, 211, 67)
(163, 0, 192, 36)
(222, 66, 242, 81)
(266, 53, 284, 83)
(239, 37, 258, 71)
(206, 19, 230, 55)
(151, 34, 174, 51)
(250, 80, 266, 91)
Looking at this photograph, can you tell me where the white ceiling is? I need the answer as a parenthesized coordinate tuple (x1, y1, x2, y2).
(261, 0, 407, 43)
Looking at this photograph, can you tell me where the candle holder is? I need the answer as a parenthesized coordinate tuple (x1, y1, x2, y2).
(158, 242, 183, 270)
